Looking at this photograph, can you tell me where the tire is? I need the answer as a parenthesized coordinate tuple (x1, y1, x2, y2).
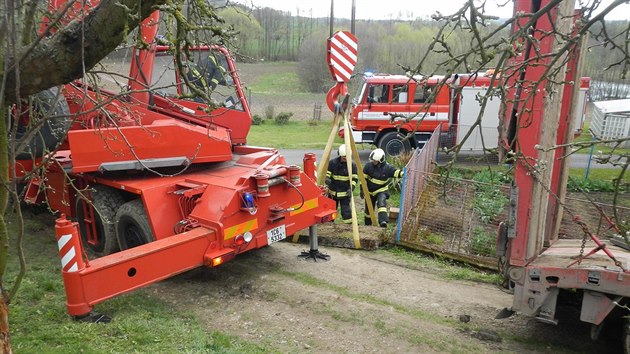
(116, 199, 154, 250)
(12, 87, 71, 160)
(378, 131, 411, 157)
(624, 317, 630, 354)
(75, 186, 125, 257)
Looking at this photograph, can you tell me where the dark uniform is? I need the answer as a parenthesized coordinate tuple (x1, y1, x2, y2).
(325, 156, 358, 224)
(185, 54, 227, 101)
(363, 161, 403, 226)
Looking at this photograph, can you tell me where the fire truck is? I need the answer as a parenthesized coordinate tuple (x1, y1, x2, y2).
(495, 0, 630, 351)
(19, 4, 336, 318)
(342, 71, 589, 156)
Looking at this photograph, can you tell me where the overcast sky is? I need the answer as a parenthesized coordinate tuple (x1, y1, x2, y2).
(230, 0, 630, 21)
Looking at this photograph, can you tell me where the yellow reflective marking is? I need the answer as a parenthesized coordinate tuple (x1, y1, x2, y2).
(224, 219, 258, 240)
(289, 198, 318, 216)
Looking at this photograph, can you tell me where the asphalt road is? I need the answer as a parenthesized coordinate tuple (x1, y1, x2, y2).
(279, 148, 618, 169)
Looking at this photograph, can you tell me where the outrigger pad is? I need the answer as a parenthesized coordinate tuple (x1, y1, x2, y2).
(75, 311, 112, 324)
(298, 249, 331, 262)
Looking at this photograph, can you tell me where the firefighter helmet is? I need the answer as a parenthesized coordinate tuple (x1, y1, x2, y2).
(369, 149, 386, 163)
(338, 144, 347, 157)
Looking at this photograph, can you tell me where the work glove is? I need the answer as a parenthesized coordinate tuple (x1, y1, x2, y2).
(325, 177, 331, 186)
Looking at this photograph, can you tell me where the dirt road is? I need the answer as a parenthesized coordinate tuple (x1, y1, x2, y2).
(147, 241, 620, 353)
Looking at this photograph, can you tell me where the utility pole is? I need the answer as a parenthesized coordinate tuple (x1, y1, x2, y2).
(351, 0, 356, 34)
(329, 0, 334, 37)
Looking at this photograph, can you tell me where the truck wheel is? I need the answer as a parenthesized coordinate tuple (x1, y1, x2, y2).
(75, 186, 125, 257)
(624, 317, 630, 354)
(116, 199, 155, 250)
(378, 131, 411, 157)
(12, 87, 71, 160)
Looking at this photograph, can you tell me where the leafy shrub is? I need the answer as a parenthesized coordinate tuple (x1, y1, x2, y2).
(251, 114, 264, 125)
(275, 112, 293, 125)
(264, 105, 275, 120)
(473, 189, 508, 223)
(472, 170, 512, 185)
(567, 177, 616, 192)
(471, 227, 496, 256)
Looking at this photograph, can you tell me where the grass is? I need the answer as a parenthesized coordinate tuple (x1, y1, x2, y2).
(246, 62, 304, 94)
(247, 119, 341, 149)
(380, 246, 502, 284)
(574, 122, 630, 155)
(6, 211, 268, 353)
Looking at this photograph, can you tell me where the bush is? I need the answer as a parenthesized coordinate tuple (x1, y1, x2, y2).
(471, 227, 496, 257)
(275, 112, 293, 125)
(567, 177, 616, 192)
(252, 114, 264, 125)
(264, 105, 275, 120)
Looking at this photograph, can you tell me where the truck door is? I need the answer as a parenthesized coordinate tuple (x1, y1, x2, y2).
(362, 83, 411, 122)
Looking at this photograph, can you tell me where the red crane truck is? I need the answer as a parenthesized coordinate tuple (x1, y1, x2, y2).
(19, 3, 336, 319)
(495, 0, 630, 351)
(342, 71, 589, 156)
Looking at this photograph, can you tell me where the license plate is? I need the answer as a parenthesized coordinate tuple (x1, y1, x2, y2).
(266, 225, 286, 245)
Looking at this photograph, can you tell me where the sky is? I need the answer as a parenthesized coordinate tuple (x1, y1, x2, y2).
(230, 0, 630, 21)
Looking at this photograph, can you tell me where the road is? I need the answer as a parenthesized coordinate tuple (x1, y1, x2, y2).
(279, 148, 618, 169)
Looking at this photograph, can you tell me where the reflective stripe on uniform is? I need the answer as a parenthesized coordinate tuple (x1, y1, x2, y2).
(394, 170, 404, 178)
(377, 207, 388, 213)
(366, 175, 388, 185)
(332, 175, 350, 181)
(370, 186, 389, 195)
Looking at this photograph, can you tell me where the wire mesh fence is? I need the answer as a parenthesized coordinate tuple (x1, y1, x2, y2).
(397, 126, 441, 225)
(397, 170, 630, 270)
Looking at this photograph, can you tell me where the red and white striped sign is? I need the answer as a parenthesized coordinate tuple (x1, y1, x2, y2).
(327, 31, 358, 83)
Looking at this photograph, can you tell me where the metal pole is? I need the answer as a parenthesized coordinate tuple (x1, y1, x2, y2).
(329, 0, 334, 38)
(351, 0, 356, 34)
(585, 137, 595, 179)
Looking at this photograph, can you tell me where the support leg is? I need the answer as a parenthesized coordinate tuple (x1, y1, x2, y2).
(297, 225, 331, 262)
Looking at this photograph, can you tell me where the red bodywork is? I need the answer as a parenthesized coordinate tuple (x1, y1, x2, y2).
(500, 0, 629, 333)
(25, 6, 336, 317)
(343, 72, 590, 154)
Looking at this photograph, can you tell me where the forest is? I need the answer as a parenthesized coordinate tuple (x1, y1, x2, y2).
(219, 4, 630, 98)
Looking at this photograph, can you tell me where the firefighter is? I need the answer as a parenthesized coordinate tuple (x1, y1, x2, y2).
(184, 54, 227, 101)
(362, 148, 404, 227)
(325, 144, 358, 224)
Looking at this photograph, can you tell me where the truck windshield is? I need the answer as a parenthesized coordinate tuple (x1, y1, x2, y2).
(354, 81, 366, 105)
(152, 50, 243, 111)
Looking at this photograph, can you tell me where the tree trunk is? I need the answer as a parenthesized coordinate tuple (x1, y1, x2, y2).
(2, 0, 167, 104)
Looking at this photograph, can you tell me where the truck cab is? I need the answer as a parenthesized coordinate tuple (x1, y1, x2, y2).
(347, 73, 457, 156)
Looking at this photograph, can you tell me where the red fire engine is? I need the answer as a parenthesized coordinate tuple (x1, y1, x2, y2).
(342, 71, 589, 156)
(20, 4, 336, 319)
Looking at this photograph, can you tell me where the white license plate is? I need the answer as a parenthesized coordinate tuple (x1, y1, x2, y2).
(266, 225, 286, 245)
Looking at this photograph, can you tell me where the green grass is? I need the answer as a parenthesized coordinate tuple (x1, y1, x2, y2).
(6, 211, 268, 353)
(574, 122, 630, 155)
(247, 62, 304, 94)
(247, 120, 341, 149)
(380, 246, 502, 284)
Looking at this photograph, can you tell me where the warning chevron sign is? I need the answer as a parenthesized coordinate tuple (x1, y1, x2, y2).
(327, 31, 358, 83)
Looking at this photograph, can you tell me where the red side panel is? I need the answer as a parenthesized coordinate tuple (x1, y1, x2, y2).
(67, 120, 233, 173)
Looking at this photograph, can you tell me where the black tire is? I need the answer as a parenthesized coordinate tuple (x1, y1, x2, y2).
(75, 186, 125, 257)
(12, 87, 71, 160)
(378, 131, 411, 157)
(624, 317, 630, 354)
(116, 199, 154, 250)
